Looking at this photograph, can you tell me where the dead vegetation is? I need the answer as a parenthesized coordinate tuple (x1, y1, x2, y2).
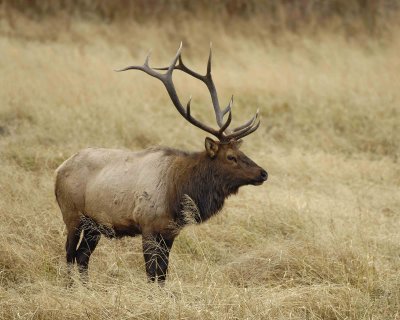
(0, 2, 399, 319)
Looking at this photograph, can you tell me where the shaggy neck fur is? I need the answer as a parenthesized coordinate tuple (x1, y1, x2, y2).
(167, 151, 242, 226)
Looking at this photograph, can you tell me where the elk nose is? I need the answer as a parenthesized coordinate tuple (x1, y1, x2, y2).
(260, 169, 268, 181)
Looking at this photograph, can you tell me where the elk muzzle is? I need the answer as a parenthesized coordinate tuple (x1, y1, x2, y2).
(252, 168, 268, 185)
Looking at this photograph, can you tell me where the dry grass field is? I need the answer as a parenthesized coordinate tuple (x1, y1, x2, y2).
(1, 3, 400, 319)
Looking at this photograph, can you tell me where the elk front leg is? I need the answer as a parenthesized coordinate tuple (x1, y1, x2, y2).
(154, 234, 174, 283)
(142, 233, 174, 283)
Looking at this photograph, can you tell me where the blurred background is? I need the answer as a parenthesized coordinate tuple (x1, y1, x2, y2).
(0, 1, 399, 319)
(2, 0, 399, 35)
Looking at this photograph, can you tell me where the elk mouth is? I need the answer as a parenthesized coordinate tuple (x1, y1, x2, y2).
(252, 179, 265, 186)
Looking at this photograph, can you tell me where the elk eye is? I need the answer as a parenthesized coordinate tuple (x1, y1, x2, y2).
(227, 155, 237, 163)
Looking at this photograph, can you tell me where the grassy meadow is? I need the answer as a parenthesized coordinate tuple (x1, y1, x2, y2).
(1, 4, 400, 319)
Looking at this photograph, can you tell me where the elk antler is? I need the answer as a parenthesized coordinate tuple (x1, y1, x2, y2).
(116, 42, 260, 142)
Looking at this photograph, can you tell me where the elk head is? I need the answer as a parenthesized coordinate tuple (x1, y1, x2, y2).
(117, 42, 268, 187)
(205, 138, 268, 187)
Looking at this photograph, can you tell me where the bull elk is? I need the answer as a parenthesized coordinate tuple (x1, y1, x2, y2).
(55, 43, 268, 283)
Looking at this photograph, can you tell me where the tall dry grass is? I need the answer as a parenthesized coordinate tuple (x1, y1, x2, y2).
(0, 5, 400, 320)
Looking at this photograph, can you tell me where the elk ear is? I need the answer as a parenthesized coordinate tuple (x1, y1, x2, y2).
(205, 137, 219, 158)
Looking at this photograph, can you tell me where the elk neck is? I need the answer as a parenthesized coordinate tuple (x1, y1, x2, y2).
(166, 150, 241, 226)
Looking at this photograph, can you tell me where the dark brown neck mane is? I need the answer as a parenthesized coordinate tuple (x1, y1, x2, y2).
(167, 151, 242, 226)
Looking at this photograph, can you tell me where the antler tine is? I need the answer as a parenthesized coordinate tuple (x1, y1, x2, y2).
(115, 50, 164, 81)
(222, 95, 233, 116)
(232, 108, 259, 132)
(144, 51, 151, 66)
(218, 95, 234, 135)
(186, 96, 192, 117)
(167, 42, 183, 74)
(224, 109, 260, 140)
(207, 42, 212, 76)
(153, 47, 204, 81)
(233, 118, 261, 140)
(203, 42, 226, 129)
(218, 109, 232, 135)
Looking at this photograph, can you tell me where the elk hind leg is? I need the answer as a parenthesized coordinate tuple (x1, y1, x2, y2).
(64, 217, 83, 284)
(76, 225, 101, 281)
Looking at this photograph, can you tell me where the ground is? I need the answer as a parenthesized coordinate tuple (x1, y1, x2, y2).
(0, 11, 399, 320)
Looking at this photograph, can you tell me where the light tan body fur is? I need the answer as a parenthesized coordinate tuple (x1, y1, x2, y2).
(55, 147, 173, 236)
